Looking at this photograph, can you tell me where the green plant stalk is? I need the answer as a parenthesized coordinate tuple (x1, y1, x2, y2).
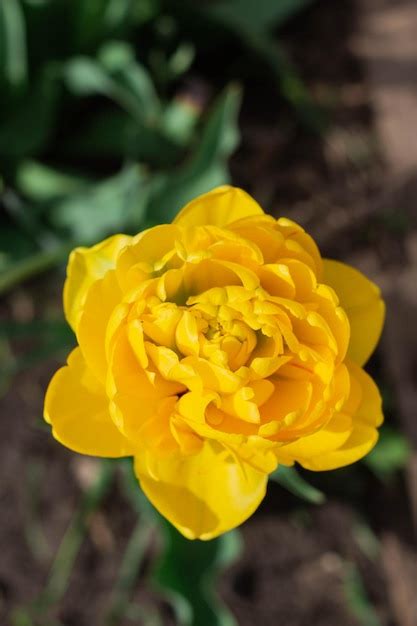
(343, 562, 382, 626)
(0, 244, 71, 296)
(270, 465, 326, 504)
(0, 0, 28, 88)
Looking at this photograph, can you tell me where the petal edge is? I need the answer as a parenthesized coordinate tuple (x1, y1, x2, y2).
(64, 234, 131, 331)
(173, 186, 265, 228)
(134, 441, 267, 539)
(44, 348, 133, 458)
(323, 259, 385, 365)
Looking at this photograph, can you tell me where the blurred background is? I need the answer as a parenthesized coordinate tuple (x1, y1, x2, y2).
(1, 0, 417, 625)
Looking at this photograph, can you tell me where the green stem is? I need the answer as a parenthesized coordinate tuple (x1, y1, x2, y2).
(0, 245, 71, 296)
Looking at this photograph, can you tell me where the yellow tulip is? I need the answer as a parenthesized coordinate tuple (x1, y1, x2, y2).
(44, 186, 385, 539)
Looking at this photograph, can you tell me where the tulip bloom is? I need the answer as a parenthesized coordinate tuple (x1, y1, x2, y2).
(45, 186, 384, 539)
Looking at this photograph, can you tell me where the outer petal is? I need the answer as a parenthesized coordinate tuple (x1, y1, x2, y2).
(299, 424, 378, 471)
(173, 186, 264, 228)
(292, 361, 383, 471)
(278, 413, 353, 463)
(44, 348, 133, 457)
(134, 441, 267, 540)
(323, 259, 385, 366)
(77, 270, 122, 384)
(345, 360, 384, 428)
(64, 234, 131, 332)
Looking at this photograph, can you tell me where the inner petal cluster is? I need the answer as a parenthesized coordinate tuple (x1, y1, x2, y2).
(106, 218, 351, 473)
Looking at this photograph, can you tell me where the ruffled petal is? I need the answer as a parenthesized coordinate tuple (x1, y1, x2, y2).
(134, 441, 267, 540)
(64, 234, 131, 331)
(173, 186, 264, 228)
(291, 360, 383, 471)
(44, 348, 133, 457)
(323, 259, 385, 366)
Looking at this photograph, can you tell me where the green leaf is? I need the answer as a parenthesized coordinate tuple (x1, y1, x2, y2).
(17, 160, 89, 201)
(64, 54, 145, 122)
(364, 426, 411, 481)
(71, 0, 133, 49)
(62, 110, 181, 166)
(64, 43, 160, 123)
(22, 0, 51, 6)
(0, 0, 28, 90)
(71, 0, 108, 48)
(343, 563, 382, 626)
(104, 0, 134, 31)
(161, 96, 200, 146)
(49, 165, 149, 242)
(0, 65, 60, 159)
(131, 0, 160, 26)
(167, 43, 195, 79)
(99, 41, 160, 119)
(148, 84, 242, 223)
(210, 0, 314, 33)
(270, 465, 326, 504)
(64, 57, 115, 96)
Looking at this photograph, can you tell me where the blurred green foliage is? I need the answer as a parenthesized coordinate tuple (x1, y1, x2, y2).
(0, 0, 321, 293)
(1, 2, 362, 625)
(364, 426, 411, 482)
(0, 0, 240, 293)
(343, 563, 382, 626)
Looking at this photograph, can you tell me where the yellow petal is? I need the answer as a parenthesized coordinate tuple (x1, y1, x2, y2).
(278, 413, 353, 463)
(115, 225, 180, 293)
(44, 348, 133, 457)
(292, 361, 383, 470)
(77, 269, 121, 384)
(134, 441, 267, 539)
(175, 310, 200, 357)
(323, 259, 385, 366)
(298, 423, 378, 471)
(221, 387, 260, 424)
(64, 234, 131, 331)
(347, 360, 384, 428)
(173, 186, 264, 228)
